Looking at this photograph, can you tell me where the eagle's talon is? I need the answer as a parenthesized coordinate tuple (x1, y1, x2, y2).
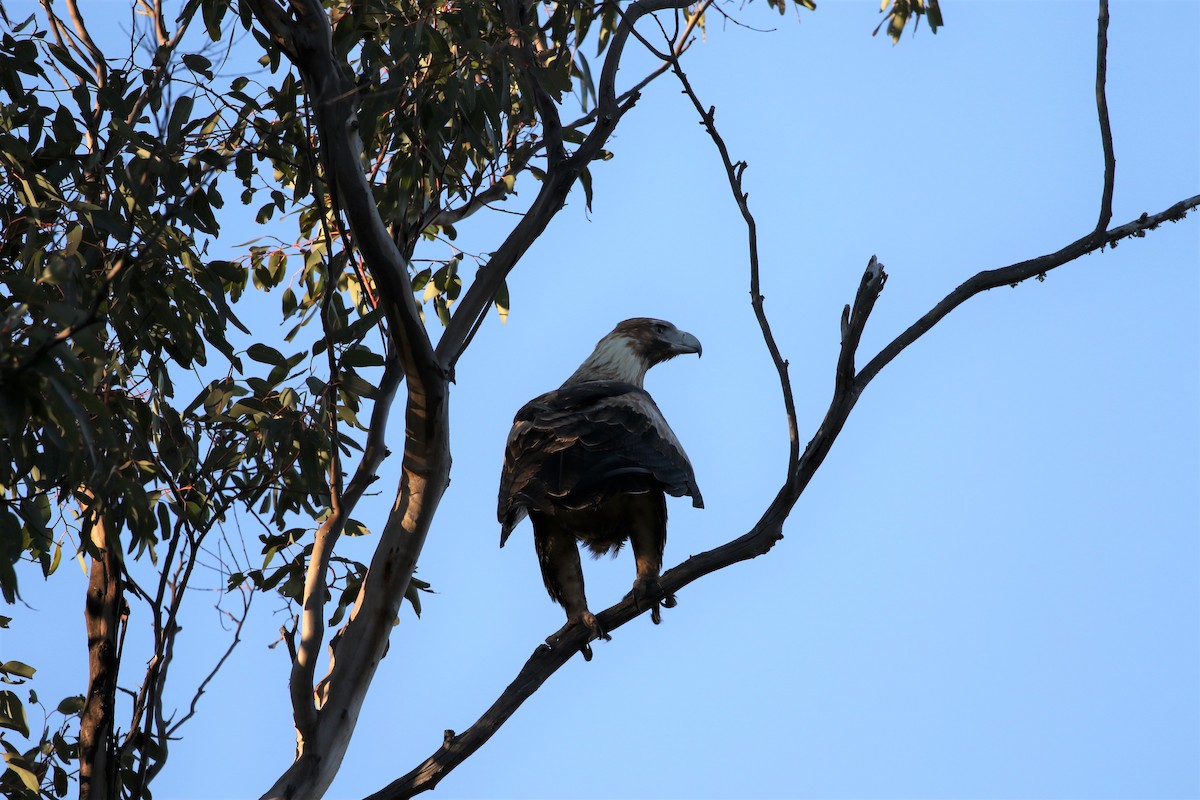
(547, 613, 609, 654)
(633, 579, 674, 625)
(581, 612, 611, 643)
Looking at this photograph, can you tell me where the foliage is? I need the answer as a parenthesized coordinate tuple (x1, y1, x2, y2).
(0, 653, 80, 800)
(875, 0, 943, 43)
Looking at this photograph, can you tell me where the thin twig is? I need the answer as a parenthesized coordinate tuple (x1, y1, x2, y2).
(665, 48, 800, 472)
(856, 194, 1198, 389)
(165, 585, 253, 738)
(557, 1, 711, 138)
(64, 0, 107, 88)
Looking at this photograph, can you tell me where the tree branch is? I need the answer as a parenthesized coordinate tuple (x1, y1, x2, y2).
(1094, 0, 1115, 233)
(855, 194, 1199, 390)
(666, 48, 800, 473)
(426, 0, 700, 230)
(244, 4, 454, 797)
(309, 353, 404, 708)
(63, 0, 107, 89)
(435, 0, 702, 374)
(520, 2, 709, 178)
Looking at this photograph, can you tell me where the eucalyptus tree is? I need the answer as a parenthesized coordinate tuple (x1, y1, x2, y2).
(0, 1, 1193, 799)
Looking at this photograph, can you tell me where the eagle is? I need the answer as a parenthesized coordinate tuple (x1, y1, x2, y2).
(498, 318, 704, 650)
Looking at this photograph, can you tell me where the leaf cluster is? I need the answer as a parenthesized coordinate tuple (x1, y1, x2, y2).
(0, 16, 243, 600)
(0, 653, 81, 800)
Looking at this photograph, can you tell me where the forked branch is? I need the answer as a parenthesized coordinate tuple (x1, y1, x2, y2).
(435, 0, 706, 373)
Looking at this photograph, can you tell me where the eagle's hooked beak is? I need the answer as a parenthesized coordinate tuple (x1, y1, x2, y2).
(667, 328, 702, 358)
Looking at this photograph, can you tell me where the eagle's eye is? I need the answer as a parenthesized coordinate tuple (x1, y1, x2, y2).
(654, 323, 667, 334)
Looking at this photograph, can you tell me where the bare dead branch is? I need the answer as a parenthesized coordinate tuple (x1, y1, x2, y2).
(364, 634, 580, 800)
(855, 194, 1199, 390)
(373, 180, 1198, 795)
(165, 585, 253, 739)
(666, 54, 801, 472)
(1094, 0, 1115, 232)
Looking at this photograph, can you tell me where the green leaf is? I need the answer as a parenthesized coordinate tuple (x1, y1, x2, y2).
(246, 343, 286, 366)
(167, 94, 195, 147)
(340, 347, 384, 369)
(404, 580, 422, 617)
(579, 166, 594, 212)
(46, 43, 94, 86)
(0, 689, 29, 737)
(0, 661, 35, 680)
(56, 695, 85, 715)
(2, 753, 39, 792)
(182, 53, 214, 80)
(61, 225, 82, 258)
(494, 279, 510, 324)
(927, 0, 944, 32)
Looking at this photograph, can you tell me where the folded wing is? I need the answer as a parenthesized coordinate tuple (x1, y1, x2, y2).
(498, 380, 703, 546)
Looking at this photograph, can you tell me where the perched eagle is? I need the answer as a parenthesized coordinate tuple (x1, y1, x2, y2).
(498, 318, 704, 647)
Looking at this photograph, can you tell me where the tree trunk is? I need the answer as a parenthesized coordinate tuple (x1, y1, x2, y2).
(79, 509, 123, 800)
(261, 384, 453, 800)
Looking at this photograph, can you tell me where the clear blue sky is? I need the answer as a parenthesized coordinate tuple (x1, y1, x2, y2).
(4, 1, 1198, 798)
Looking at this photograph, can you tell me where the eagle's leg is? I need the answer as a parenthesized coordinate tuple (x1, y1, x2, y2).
(535, 522, 610, 648)
(629, 493, 675, 624)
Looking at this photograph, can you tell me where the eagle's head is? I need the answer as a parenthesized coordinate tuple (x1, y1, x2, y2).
(564, 317, 702, 388)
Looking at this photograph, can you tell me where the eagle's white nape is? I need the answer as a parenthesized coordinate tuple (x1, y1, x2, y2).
(565, 335, 649, 387)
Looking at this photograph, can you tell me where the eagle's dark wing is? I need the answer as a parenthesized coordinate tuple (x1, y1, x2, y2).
(497, 380, 703, 545)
